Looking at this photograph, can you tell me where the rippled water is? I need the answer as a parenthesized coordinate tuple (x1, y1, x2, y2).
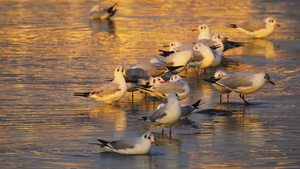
(0, 0, 299, 168)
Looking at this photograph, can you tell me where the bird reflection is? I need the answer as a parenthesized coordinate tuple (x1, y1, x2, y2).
(89, 19, 116, 34)
(89, 105, 127, 131)
(242, 39, 276, 58)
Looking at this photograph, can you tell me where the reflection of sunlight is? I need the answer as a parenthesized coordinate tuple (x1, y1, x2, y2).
(90, 105, 127, 132)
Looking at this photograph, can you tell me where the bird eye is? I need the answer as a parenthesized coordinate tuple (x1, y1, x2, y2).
(171, 43, 174, 46)
(144, 135, 147, 138)
(200, 26, 203, 29)
(148, 136, 151, 139)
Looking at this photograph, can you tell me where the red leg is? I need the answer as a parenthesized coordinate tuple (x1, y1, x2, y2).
(220, 93, 222, 103)
(239, 94, 250, 106)
(227, 93, 230, 103)
(162, 127, 164, 136)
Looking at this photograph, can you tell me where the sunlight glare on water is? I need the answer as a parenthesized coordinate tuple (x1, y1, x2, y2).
(0, 0, 299, 168)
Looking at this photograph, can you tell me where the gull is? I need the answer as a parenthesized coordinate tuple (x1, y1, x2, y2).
(159, 41, 194, 56)
(74, 66, 127, 105)
(204, 72, 275, 105)
(193, 23, 214, 40)
(132, 56, 183, 77)
(228, 16, 280, 38)
(136, 75, 190, 101)
(90, 131, 158, 154)
(194, 33, 225, 51)
(160, 49, 194, 73)
(157, 99, 201, 119)
(190, 43, 215, 77)
(205, 71, 234, 102)
(142, 92, 182, 135)
(89, 3, 118, 20)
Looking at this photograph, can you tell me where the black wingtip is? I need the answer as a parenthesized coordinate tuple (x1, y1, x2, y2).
(159, 50, 174, 57)
(228, 24, 237, 28)
(73, 92, 90, 97)
(203, 78, 218, 83)
(167, 65, 184, 72)
(142, 116, 147, 121)
(191, 100, 201, 109)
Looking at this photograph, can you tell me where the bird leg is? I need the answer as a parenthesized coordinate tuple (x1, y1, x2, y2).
(169, 127, 172, 137)
(220, 93, 222, 103)
(239, 94, 251, 106)
(227, 93, 230, 103)
(162, 127, 164, 136)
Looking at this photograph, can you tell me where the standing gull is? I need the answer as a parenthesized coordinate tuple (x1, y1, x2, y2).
(142, 92, 182, 135)
(136, 75, 190, 101)
(205, 71, 234, 103)
(73, 66, 127, 105)
(228, 16, 280, 38)
(193, 23, 214, 40)
(90, 131, 158, 154)
(89, 3, 118, 20)
(204, 72, 275, 105)
(157, 99, 201, 119)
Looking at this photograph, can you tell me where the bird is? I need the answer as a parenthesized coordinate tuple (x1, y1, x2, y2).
(136, 75, 190, 101)
(228, 16, 280, 38)
(194, 33, 225, 51)
(157, 99, 201, 119)
(161, 41, 194, 52)
(73, 66, 127, 105)
(142, 92, 182, 135)
(205, 71, 234, 103)
(193, 23, 214, 40)
(160, 49, 194, 74)
(204, 72, 275, 105)
(189, 43, 215, 77)
(89, 3, 118, 20)
(89, 131, 158, 154)
(132, 56, 183, 77)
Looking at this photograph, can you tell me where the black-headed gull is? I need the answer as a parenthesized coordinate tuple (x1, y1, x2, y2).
(142, 92, 182, 135)
(90, 131, 158, 154)
(205, 71, 234, 103)
(89, 3, 118, 19)
(157, 99, 201, 119)
(228, 17, 280, 38)
(136, 75, 190, 101)
(204, 72, 275, 105)
(193, 23, 214, 40)
(190, 43, 215, 76)
(74, 66, 127, 105)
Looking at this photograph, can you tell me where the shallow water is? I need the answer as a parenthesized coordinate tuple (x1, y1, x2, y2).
(0, 0, 299, 168)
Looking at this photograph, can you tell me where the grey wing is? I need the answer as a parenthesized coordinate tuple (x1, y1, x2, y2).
(217, 73, 253, 89)
(136, 63, 168, 76)
(109, 138, 137, 150)
(240, 20, 266, 32)
(181, 106, 194, 118)
(126, 68, 151, 82)
(192, 51, 204, 61)
(154, 81, 186, 94)
(91, 83, 121, 97)
(148, 107, 167, 122)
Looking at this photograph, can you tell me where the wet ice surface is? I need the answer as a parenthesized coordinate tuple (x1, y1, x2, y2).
(0, 0, 299, 168)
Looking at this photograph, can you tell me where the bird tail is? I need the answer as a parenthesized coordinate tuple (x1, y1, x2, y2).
(107, 3, 118, 13)
(97, 139, 112, 148)
(142, 116, 148, 121)
(159, 50, 174, 57)
(191, 100, 201, 109)
(73, 92, 90, 97)
(210, 44, 222, 50)
(203, 78, 218, 84)
(227, 24, 237, 28)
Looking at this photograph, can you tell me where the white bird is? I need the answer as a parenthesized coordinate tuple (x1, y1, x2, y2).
(228, 16, 280, 38)
(90, 131, 158, 154)
(74, 66, 127, 105)
(162, 41, 194, 52)
(160, 49, 194, 73)
(205, 71, 234, 102)
(193, 23, 214, 40)
(142, 92, 182, 135)
(157, 99, 201, 119)
(89, 3, 118, 20)
(136, 75, 190, 101)
(132, 56, 182, 77)
(190, 43, 215, 77)
(204, 72, 275, 105)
